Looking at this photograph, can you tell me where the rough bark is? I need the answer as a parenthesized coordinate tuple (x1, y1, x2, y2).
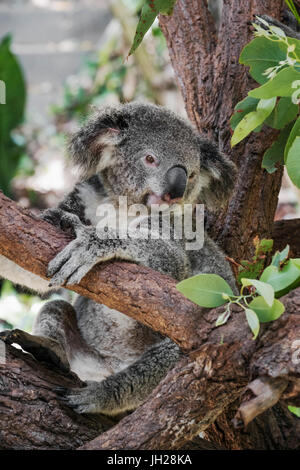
(0, 342, 114, 450)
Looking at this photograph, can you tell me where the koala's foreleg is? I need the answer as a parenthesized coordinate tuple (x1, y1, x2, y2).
(56, 338, 182, 415)
(43, 209, 189, 286)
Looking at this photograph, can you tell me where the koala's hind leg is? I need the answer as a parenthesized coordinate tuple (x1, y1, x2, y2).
(33, 299, 110, 380)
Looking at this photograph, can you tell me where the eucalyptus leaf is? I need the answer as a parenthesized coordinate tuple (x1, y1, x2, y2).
(129, 0, 177, 56)
(215, 309, 231, 326)
(265, 97, 298, 130)
(249, 67, 300, 99)
(260, 259, 300, 296)
(241, 278, 274, 306)
(262, 123, 294, 173)
(231, 97, 276, 146)
(286, 136, 300, 188)
(249, 296, 285, 322)
(230, 96, 259, 130)
(284, 116, 300, 162)
(240, 37, 287, 84)
(271, 245, 290, 267)
(176, 274, 233, 308)
(245, 308, 260, 339)
(288, 406, 300, 417)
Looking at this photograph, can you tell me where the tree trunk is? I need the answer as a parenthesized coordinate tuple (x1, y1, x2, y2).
(159, 0, 300, 449)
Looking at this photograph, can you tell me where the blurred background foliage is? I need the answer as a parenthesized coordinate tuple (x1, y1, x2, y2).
(0, 0, 299, 333)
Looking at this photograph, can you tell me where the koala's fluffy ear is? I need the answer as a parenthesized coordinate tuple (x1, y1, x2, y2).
(68, 106, 129, 178)
(197, 138, 237, 211)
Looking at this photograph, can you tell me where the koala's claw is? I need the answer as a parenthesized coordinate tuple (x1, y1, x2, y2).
(41, 208, 85, 235)
(47, 244, 97, 287)
(56, 381, 102, 414)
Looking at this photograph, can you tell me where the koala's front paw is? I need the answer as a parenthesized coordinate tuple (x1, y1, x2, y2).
(40, 209, 84, 235)
(47, 230, 100, 287)
(56, 381, 107, 414)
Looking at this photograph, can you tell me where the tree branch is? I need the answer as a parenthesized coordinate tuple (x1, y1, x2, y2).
(232, 377, 288, 428)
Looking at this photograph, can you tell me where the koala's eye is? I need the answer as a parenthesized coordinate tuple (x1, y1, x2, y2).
(144, 154, 158, 167)
(189, 171, 196, 180)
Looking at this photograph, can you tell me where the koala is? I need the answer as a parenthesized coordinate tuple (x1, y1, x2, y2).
(0, 102, 237, 416)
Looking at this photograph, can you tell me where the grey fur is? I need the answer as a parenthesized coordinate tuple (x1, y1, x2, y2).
(0, 102, 237, 416)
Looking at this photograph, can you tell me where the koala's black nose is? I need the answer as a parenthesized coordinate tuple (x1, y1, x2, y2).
(164, 165, 187, 201)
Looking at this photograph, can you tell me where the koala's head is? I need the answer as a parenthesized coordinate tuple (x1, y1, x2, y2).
(68, 102, 237, 210)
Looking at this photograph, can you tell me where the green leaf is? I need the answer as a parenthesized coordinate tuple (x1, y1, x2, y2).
(254, 238, 274, 257)
(237, 262, 263, 283)
(288, 406, 300, 417)
(231, 97, 276, 146)
(262, 123, 294, 173)
(237, 238, 273, 283)
(176, 274, 233, 308)
(241, 278, 274, 306)
(157, 0, 177, 15)
(0, 34, 26, 196)
(128, 3, 157, 56)
(129, 0, 177, 56)
(260, 259, 300, 296)
(245, 308, 260, 339)
(292, 258, 300, 268)
(286, 136, 300, 188)
(249, 296, 285, 322)
(271, 245, 290, 267)
(240, 37, 287, 84)
(249, 67, 300, 99)
(230, 96, 260, 130)
(284, 116, 300, 162)
(215, 309, 231, 326)
(265, 97, 299, 130)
